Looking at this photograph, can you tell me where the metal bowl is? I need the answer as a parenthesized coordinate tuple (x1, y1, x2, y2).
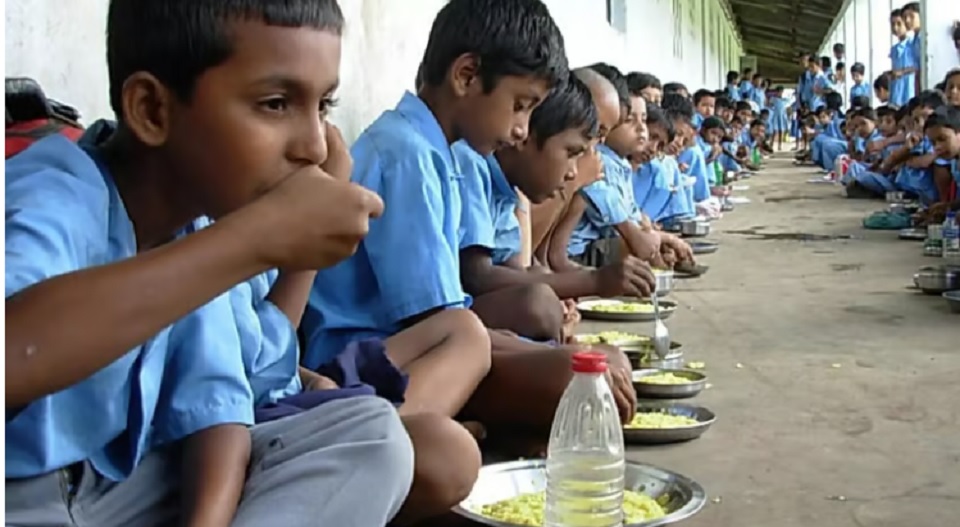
(623, 403, 717, 445)
(944, 291, 960, 314)
(690, 241, 719, 255)
(886, 191, 906, 204)
(913, 265, 960, 294)
(679, 220, 711, 238)
(455, 459, 707, 527)
(889, 202, 920, 215)
(632, 369, 707, 399)
(621, 342, 684, 370)
(924, 245, 944, 258)
(578, 299, 678, 322)
(898, 228, 927, 241)
(654, 270, 674, 297)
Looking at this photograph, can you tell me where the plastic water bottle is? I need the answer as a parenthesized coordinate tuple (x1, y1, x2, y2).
(545, 351, 625, 527)
(943, 212, 960, 264)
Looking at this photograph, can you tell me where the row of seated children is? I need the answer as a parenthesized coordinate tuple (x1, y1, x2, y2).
(6, 0, 653, 526)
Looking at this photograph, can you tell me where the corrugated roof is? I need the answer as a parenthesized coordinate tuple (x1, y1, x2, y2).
(729, 0, 847, 82)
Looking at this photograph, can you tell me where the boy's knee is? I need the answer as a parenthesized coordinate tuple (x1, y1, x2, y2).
(404, 414, 482, 514)
(514, 283, 563, 341)
(443, 308, 493, 370)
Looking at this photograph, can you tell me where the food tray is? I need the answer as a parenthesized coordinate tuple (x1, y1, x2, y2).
(632, 369, 707, 399)
(623, 402, 716, 445)
(578, 299, 677, 322)
(455, 459, 707, 527)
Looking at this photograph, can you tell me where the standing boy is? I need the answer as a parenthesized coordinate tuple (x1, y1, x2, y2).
(890, 8, 920, 107)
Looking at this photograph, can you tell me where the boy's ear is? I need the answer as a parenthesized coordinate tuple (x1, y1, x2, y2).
(449, 53, 482, 97)
(119, 72, 174, 147)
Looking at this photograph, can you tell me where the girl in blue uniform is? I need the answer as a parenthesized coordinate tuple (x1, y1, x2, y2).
(768, 86, 790, 150)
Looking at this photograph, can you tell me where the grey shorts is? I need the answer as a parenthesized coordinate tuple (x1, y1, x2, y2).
(5, 396, 414, 527)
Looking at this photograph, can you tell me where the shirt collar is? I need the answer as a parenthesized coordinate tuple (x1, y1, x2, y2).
(486, 154, 517, 199)
(596, 143, 630, 173)
(395, 91, 459, 172)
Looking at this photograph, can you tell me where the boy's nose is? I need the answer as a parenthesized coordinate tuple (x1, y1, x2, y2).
(291, 118, 328, 166)
(511, 122, 529, 143)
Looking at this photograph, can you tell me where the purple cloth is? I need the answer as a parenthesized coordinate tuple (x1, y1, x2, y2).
(255, 338, 408, 423)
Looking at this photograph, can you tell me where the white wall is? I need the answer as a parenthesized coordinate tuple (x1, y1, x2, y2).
(923, 0, 960, 86)
(5, 0, 742, 143)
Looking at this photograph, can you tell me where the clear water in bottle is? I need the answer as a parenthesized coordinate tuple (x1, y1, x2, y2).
(545, 351, 625, 527)
(942, 212, 960, 263)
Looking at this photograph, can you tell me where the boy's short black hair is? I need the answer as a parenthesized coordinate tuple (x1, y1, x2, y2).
(645, 102, 676, 142)
(661, 93, 694, 122)
(917, 89, 947, 110)
(663, 82, 687, 95)
(936, 81, 947, 92)
(874, 72, 891, 91)
(825, 92, 844, 111)
(420, 0, 567, 92)
(895, 105, 912, 122)
(901, 2, 920, 14)
(528, 74, 598, 148)
(588, 63, 630, 116)
(854, 107, 877, 122)
(850, 95, 872, 110)
(820, 56, 832, 70)
(626, 72, 661, 93)
(715, 96, 733, 110)
(701, 116, 724, 131)
(693, 89, 715, 104)
(891, 8, 903, 18)
(833, 42, 845, 54)
(876, 105, 896, 120)
(752, 73, 763, 81)
(735, 101, 753, 112)
(726, 70, 740, 83)
(815, 106, 829, 116)
(775, 85, 784, 91)
(742, 67, 753, 76)
(759, 108, 770, 116)
(836, 61, 845, 71)
(851, 62, 866, 75)
(749, 119, 765, 129)
(924, 105, 960, 132)
(730, 116, 744, 126)
(106, 0, 345, 116)
(944, 68, 960, 85)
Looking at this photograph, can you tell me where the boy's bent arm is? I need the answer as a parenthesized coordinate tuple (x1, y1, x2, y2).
(546, 194, 587, 273)
(265, 270, 317, 326)
(181, 424, 251, 527)
(6, 218, 267, 408)
(460, 247, 598, 299)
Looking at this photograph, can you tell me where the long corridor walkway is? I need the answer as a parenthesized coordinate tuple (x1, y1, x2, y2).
(591, 155, 960, 527)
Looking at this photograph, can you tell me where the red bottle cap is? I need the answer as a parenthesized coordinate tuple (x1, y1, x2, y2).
(571, 351, 608, 373)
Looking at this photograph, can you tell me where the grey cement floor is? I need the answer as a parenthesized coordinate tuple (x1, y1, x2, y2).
(600, 155, 959, 527)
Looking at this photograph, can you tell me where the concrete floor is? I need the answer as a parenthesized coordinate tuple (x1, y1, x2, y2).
(597, 155, 959, 527)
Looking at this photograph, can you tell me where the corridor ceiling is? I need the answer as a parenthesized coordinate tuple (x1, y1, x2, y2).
(728, 0, 846, 82)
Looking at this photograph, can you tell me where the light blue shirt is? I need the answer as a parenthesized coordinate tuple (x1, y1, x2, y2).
(809, 72, 833, 111)
(797, 71, 814, 107)
(679, 146, 711, 203)
(454, 142, 522, 265)
(890, 35, 919, 106)
(634, 157, 672, 222)
(725, 84, 742, 102)
(849, 82, 871, 102)
(569, 144, 637, 256)
(229, 269, 302, 407)
(739, 80, 754, 100)
(749, 86, 765, 109)
(302, 92, 469, 369)
(692, 113, 704, 130)
(5, 133, 253, 480)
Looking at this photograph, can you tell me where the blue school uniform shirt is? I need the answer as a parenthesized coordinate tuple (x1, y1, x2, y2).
(692, 113, 704, 130)
(809, 72, 832, 111)
(798, 71, 814, 108)
(739, 80, 754, 100)
(890, 35, 919, 106)
(453, 142, 522, 265)
(634, 157, 672, 222)
(5, 133, 253, 480)
(569, 144, 637, 256)
(302, 92, 468, 370)
(849, 82, 870, 102)
(228, 269, 302, 407)
(678, 146, 711, 202)
(750, 87, 766, 109)
(725, 84, 742, 102)
(695, 135, 720, 185)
